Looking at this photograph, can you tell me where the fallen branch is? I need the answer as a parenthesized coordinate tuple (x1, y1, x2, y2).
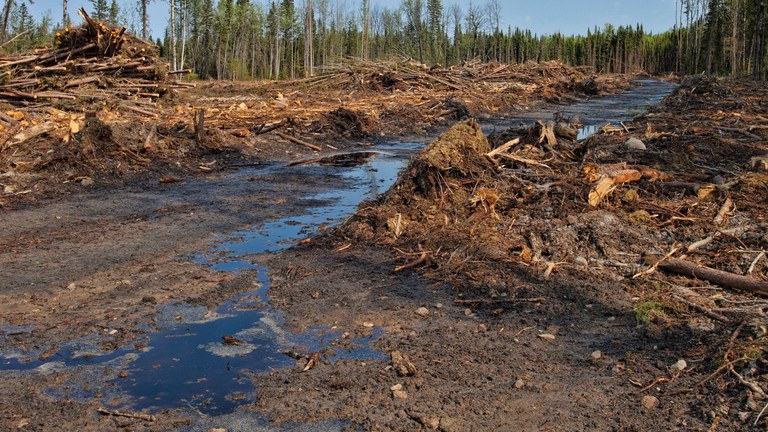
(275, 131, 322, 151)
(454, 297, 545, 304)
(659, 257, 768, 297)
(749, 252, 765, 275)
(672, 293, 732, 323)
(97, 407, 156, 421)
(713, 198, 733, 227)
(486, 138, 520, 158)
(394, 252, 428, 272)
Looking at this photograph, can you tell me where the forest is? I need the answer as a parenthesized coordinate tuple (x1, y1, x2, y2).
(0, 0, 766, 80)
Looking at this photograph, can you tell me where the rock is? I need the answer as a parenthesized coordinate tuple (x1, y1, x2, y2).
(420, 416, 440, 430)
(478, 324, 488, 332)
(671, 359, 687, 371)
(591, 350, 602, 360)
(392, 389, 408, 400)
(573, 256, 588, 266)
(66, 283, 77, 290)
(3, 185, 14, 194)
(641, 395, 659, 409)
(118, 371, 128, 378)
(362, 322, 374, 328)
(435, 303, 443, 309)
(439, 417, 461, 432)
(514, 379, 525, 389)
(538, 333, 556, 341)
(464, 308, 472, 316)
(415, 307, 430, 317)
(390, 383, 403, 391)
(624, 137, 647, 151)
(80, 177, 95, 186)
(390, 350, 417, 376)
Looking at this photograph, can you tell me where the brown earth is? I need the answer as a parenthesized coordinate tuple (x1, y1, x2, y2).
(249, 78, 768, 431)
(1, 72, 765, 431)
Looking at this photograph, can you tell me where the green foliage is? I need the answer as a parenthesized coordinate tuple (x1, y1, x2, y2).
(635, 301, 668, 325)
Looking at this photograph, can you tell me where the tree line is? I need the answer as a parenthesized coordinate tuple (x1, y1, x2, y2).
(0, 0, 766, 80)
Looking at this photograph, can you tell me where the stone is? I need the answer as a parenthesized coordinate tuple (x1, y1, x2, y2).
(390, 350, 417, 376)
(641, 395, 659, 409)
(538, 333, 556, 341)
(420, 416, 440, 430)
(362, 322, 374, 328)
(392, 389, 408, 400)
(415, 307, 430, 317)
(390, 383, 403, 391)
(80, 177, 95, 186)
(591, 350, 602, 360)
(464, 308, 473, 316)
(625, 137, 647, 150)
(573, 256, 588, 266)
(514, 379, 525, 389)
(671, 359, 687, 371)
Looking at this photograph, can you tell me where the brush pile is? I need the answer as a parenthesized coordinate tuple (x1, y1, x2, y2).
(0, 8, 189, 104)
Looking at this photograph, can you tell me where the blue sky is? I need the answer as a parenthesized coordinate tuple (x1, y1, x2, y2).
(28, 0, 678, 40)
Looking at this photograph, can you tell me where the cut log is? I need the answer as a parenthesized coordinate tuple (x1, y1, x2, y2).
(6, 122, 57, 148)
(659, 257, 768, 297)
(275, 131, 322, 151)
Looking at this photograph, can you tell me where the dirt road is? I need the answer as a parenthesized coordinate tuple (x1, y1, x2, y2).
(6, 78, 763, 431)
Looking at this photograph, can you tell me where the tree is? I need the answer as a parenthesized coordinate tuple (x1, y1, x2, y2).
(91, 0, 109, 21)
(303, 0, 313, 76)
(427, 0, 442, 63)
(62, 0, 69, 28)
(140, 0, 151, 39)
(109, 0, 120, 26)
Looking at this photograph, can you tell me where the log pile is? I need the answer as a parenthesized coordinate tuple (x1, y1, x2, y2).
(0, 8, 188, 104)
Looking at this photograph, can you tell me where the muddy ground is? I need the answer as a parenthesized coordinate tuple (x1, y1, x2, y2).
(0, 74, 766, 432)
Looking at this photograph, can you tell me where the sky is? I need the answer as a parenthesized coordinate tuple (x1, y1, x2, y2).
(27, 0, 679, 40)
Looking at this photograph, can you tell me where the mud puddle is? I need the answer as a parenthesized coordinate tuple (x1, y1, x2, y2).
(0, 81, 676, 422)
(0, 143, 419, 418)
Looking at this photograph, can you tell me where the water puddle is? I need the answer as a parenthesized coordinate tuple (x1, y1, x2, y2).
(0, 81, 677, 418)
(0, 145, 418, 417)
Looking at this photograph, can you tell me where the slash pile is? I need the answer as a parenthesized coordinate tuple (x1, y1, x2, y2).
(0, 8, 188, 104)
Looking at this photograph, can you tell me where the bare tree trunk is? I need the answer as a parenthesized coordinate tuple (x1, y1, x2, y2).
(180, 0, 187, 70)
(170, 0, 177, 71)
(62, 0, 69, 27)
(141, 0, 149, 40)
(304, 0, 314, 77)
(2, 0, 14, 38)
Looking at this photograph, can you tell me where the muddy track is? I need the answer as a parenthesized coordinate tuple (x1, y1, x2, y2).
(0, 80, 713, 432)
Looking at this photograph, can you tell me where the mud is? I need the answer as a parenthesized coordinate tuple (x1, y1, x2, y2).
(6, 79, 754, 432)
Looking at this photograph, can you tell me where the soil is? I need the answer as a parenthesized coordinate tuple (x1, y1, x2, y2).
(0, 74, 766, 432)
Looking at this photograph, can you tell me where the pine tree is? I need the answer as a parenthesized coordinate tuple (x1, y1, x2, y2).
(90, 0, 109, 21)
(108, 0, 119, 25)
